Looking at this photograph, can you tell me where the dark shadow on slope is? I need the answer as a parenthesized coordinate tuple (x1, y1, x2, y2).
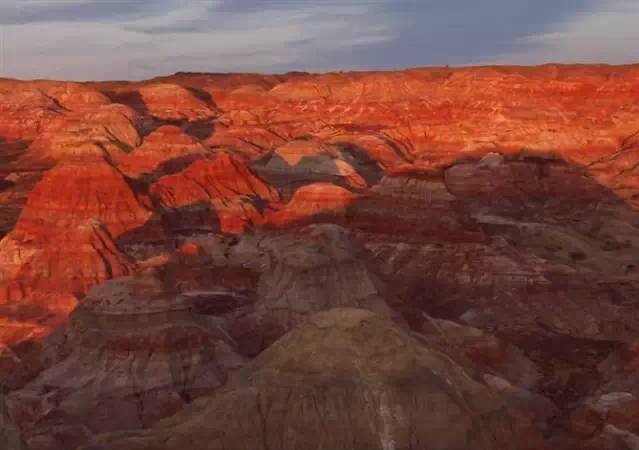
(155, 154, 209, 177)
(185, 87, 218, 110)
(0, 140, 31, 173)
(181, 118, 216, 141)
(138, 117, 216, 141)
(102, 89, 161, 138)
(251, 143, 384, 201)
(0, 140, 44, 238)
(0, 178, 14, 191)
(116, 202, 222, 256)
(102, 88, 217, 140)
(351, 151, 639, 318)
(248, 196, 270, 215)
(102, 89, 149, 115)
(342, 169, 484, 243)
(123, 154, 210, 185)
(116, 167, 222, 253)
(159, 202, 221, 238)
(327, 151, 639, 445)
(247, 150, 639, 357)
(331, 141, 385, 186)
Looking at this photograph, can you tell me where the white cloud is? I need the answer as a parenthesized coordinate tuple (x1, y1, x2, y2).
(0, 1, 397, 80)
(488, 0, 639, 64)
(123, 0, 222, 33)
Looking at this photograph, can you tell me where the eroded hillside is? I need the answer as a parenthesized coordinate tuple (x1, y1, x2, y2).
(1, 64, 639, 450)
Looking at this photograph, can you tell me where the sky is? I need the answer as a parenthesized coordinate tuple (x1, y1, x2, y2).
(0, 0, 638, 81)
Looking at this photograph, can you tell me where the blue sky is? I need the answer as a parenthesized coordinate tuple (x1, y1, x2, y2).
(0, 0, 638, 80)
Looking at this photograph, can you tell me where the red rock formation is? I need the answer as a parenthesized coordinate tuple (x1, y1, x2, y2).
(177, 242, 201, 257)
(0, 80, 138, 155)
(14, 158, 152, 238)
(139, 83, 216, 121)
(0, 81, 65, 141)
(151, 153, 279, 233)
(25, 103, 140, 163)
(266, 182, 358, 226)
(110, 83, 216, 122)
(35, 82, 113, 111)
(205, 122, 286, 159)
(196, 65, 639, 184)
(117, 125, 209, 178)
(0, 157, 149, 344)
(0, 293, 78, 348)
(0, 218, 135, 349)
(0, 218, 135, 302)
(324, 134, 411, 170)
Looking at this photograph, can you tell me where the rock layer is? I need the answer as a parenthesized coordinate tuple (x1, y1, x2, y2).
(117, 125, 209, 178)
(91, 308, 543, 450)
(1, 64, 639, 450)
(6, 268, 245, 450)
(0, 158, 150, 345)
(151, 153, 279, 233)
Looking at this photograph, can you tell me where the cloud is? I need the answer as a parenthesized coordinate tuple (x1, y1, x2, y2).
(0, 0, 169, 25)
(489, 0, 639, 64)
(0, 0, 637, 81)
(122, 0, 223, 34)
(332, 0, 602, 69)
(1, 0, 398, 80)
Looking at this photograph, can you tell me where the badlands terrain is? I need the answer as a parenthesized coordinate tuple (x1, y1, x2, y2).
(0, 64, 639, 450)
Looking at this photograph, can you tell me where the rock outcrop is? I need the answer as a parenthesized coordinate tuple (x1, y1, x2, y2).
(0, 158, 150, 344)
(0, 219, 135, 302)
(227, 224, 393, 338)
(0, 81, 65, 141)
(266, 182, 358, 226)
(0, 218, 134, 350)
(90, 309, 543, 450)
(0, 405, 28, 450)
(150, 153, 279, 233)
(136, 83, 216, 122)
(8, 157, 152, 238)
(5, 267, 247, 450)
(24, 104, 140, 163)
(117, 125, 209, 179)
(254, 139, 372, 192)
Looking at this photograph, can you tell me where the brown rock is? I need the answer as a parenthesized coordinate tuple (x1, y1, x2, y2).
(7, 268, 245, 450)
(90, 308, 543, 450)
(255, 139, 371, 192)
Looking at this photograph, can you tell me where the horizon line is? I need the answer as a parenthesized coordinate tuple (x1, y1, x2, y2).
(2, 61, 639, 84)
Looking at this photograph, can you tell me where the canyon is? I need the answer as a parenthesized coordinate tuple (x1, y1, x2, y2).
(0, 64, 638, 450)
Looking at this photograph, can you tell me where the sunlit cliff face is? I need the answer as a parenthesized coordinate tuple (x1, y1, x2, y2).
(1, 64, 639, 450)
